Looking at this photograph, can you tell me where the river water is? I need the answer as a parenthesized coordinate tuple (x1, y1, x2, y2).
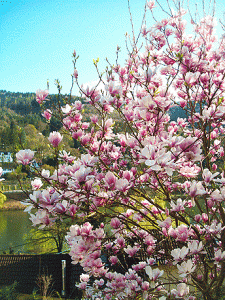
(0, 210, 32, 254)
(0, 210, 70, 254)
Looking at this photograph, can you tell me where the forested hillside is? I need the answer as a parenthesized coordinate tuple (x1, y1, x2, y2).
(0, 90, 186, 172)
(0, 90, 85, 178)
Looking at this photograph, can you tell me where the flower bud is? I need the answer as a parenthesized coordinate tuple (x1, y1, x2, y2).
(74, 69, 78, 78)
(48, 131, 63, 148)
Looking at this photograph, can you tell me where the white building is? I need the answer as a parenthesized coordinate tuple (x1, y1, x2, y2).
(0, 152, 13, 163)
(0, 152, 14, 174)
(2, 168, 14, 175)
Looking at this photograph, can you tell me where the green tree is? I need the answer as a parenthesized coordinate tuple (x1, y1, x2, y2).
(24, 124, 52, 164)
(18, 127, 27, 148)
(9, 120, 19, 153)
(23, 220, 70, 254)
(0, 186, 6, 208)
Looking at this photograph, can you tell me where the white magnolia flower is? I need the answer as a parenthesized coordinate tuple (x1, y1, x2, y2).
(177, 259, 196, 277)
(171, 246, 189, 263)
(214, 249, 225, 263)
(139, 94, 156, 109)
(170, 198, 186, 212)
(204, 221, 224, 237)
(171, 283, 189, 297)
(145, 266, 164, 281)
(115, 178, 129, 191)
(0, 167, 3, 177)
(61, 104, 71, 114)
(202, 168, 219, 184)
(188, 241, 205, 255)
(80, 273, 90, 282)
(31, 178, 43, 190)
(41, 169, 50, 178)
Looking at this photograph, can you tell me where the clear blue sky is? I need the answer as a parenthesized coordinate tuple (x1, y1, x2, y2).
(0, 0, 225, 95)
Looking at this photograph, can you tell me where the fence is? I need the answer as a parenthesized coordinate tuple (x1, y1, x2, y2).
(0, 254, 83, 298)
(0, 242, 214, 298)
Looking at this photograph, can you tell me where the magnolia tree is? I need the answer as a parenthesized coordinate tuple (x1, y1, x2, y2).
(14, 1, 225, 299)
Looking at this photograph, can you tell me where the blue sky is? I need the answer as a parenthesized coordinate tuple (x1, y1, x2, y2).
(0, 0, 225, 95)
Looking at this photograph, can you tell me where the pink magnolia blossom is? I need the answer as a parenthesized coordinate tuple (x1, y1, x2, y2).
(179, 165, 201, 178)
(147, 0, 155, 10)
(36, 89, 49, 104)
(116, 237, 126, 248)
(42, 109, 52, 121)
(185, 72, 200, 86)
(186, 181, 206, 198)
(202, 213, 208, 223)
(48, 131, 63, 147)
(74, 69, 78, 78)
(54, 200, 68, 213)
(124, 245, 140, 257)
(157, 217, 172, 229)
(41, 169, 50, 178)
(141, 281, 150, 291)
(110, 217, 121, 229)
(29, 210, 52, 228)
(73, 100, 83, 110)
(109, 256, 118, 265)
(105, 171, 117, 189)
(77, 282, 87, 290)
(194, 214, 202, 222)
(16, 149, 35, 165)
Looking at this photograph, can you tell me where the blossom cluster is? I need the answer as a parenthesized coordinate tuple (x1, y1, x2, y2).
(16, 5, 225, 300)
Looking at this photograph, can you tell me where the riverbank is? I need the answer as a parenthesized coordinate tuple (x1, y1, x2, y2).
(0, 191, 28, 211)
(0, 200, 26, 211)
